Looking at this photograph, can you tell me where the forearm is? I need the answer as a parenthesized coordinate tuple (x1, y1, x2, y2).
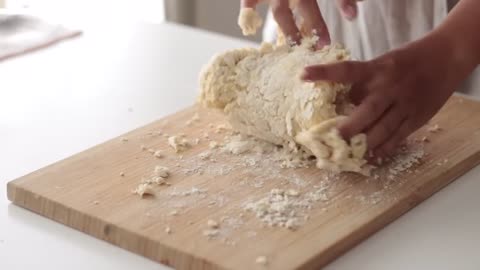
(433, 0, 480, 70)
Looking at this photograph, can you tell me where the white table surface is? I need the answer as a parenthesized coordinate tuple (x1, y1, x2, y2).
(1, 22, 479, 270)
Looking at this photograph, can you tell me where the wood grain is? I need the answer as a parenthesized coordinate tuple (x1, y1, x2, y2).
(7, 95, 480, 270)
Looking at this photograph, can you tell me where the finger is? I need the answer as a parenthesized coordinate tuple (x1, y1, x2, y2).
(375, 118, 413, 158)
(241, 0, 260, 8)
(296, 0, 330, 47)
(271, 0, 302, 45)
(349, 83, 368, 105)
(365, 105, 408, 151)
(302, 61, 371, 83)
(335, 0, 358, 20)
(338, 93, 394, 139)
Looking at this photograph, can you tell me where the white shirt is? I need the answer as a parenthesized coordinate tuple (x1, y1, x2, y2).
(263, 0, 480, 96)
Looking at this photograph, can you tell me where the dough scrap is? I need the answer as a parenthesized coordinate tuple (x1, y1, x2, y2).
(198, 37, 369, 175)
(238, 8, 263, 36)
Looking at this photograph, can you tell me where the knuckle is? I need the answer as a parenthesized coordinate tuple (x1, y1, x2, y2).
(382, 121, 395, 135)
(368, 98, 383, 116)
(372, 55, 399, 76)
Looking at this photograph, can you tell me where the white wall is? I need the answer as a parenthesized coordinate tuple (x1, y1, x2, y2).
(5, 0, 264, 42)
(165, 0, 267, 42)
(4, 0, 165, 24)
(193, 0, 267, 42)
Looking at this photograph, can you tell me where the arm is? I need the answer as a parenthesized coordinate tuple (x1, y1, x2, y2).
(301, 0, 480, 159)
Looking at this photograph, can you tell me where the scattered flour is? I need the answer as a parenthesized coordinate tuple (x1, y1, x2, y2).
(244, 188, 312, 231)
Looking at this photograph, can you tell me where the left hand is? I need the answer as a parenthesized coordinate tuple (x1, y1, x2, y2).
(301, 33, 472, 158)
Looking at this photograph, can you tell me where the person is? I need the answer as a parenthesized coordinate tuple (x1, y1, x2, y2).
(241, 0, 480, 159)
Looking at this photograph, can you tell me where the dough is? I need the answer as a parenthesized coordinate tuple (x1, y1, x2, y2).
(198, 9, 370, 175)
(237, 8, 263, 36)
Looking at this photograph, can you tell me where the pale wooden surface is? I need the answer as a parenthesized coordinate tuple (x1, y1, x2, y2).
(7, 95, 480, 270)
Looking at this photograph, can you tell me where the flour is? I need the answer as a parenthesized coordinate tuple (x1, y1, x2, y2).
(244, 188, 312, 230)
(169, 187, 208, 197)
(386, 144, 424, 178)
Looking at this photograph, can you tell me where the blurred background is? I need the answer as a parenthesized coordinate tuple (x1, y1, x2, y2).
(1, 0, 268, 42)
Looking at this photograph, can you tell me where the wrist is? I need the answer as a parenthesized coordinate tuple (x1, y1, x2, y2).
(420, 29, 478, 91)
(390, 31, 472, 96)
(431, 24, 480, 75)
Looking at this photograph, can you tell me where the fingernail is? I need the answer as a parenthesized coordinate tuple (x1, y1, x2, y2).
(344, 5, 357, 20)
(317, 37, 330, 49)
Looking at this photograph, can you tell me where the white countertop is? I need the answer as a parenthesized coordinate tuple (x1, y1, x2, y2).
(1, 22, 479, 270)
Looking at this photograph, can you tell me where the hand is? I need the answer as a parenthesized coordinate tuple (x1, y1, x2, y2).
(241, 0, 360, 47)
(301, 33, 474, 158)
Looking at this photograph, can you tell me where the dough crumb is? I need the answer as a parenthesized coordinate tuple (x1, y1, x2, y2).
(215, 124, 229, 133)
(207, 219, 219, 229)
(185, 112, 200, 126)
(286, 189, 300, 197)
(120, 137, 128, 142)
(154, 166, 170, 178)
(119, 172, 125, 177)
(428, 124, 442, 133)
(199, 151, 212, 160)
(93, 200, 100, 205)
(165, 226, 172, 234)
(140, 145, 147, 151)
(209, 141, 219, 149)
(153, 150, 163, 158)
(133, 183, 155, 197)
(168, 136, 191, 153)
(255, 256, 268, 266)
(238, 8, 263, 36)
(203, 229, 220, 238)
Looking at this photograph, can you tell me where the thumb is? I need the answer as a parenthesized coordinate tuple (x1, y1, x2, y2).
(335, 0, 358, 20)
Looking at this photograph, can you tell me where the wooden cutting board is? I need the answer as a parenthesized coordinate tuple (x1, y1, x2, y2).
(7, 95, 480, 270)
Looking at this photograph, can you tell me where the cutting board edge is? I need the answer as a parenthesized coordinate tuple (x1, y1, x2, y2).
(6, 183, 230, 270)
(297, 149, 480, 270)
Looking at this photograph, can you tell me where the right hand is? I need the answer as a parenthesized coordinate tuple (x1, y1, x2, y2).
(241, 0, 360, 47)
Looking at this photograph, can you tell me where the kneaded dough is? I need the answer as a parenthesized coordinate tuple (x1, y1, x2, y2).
(198, 36, 370, 175)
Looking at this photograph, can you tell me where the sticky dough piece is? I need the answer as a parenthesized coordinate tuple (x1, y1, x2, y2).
(238, 8, 263, 36)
